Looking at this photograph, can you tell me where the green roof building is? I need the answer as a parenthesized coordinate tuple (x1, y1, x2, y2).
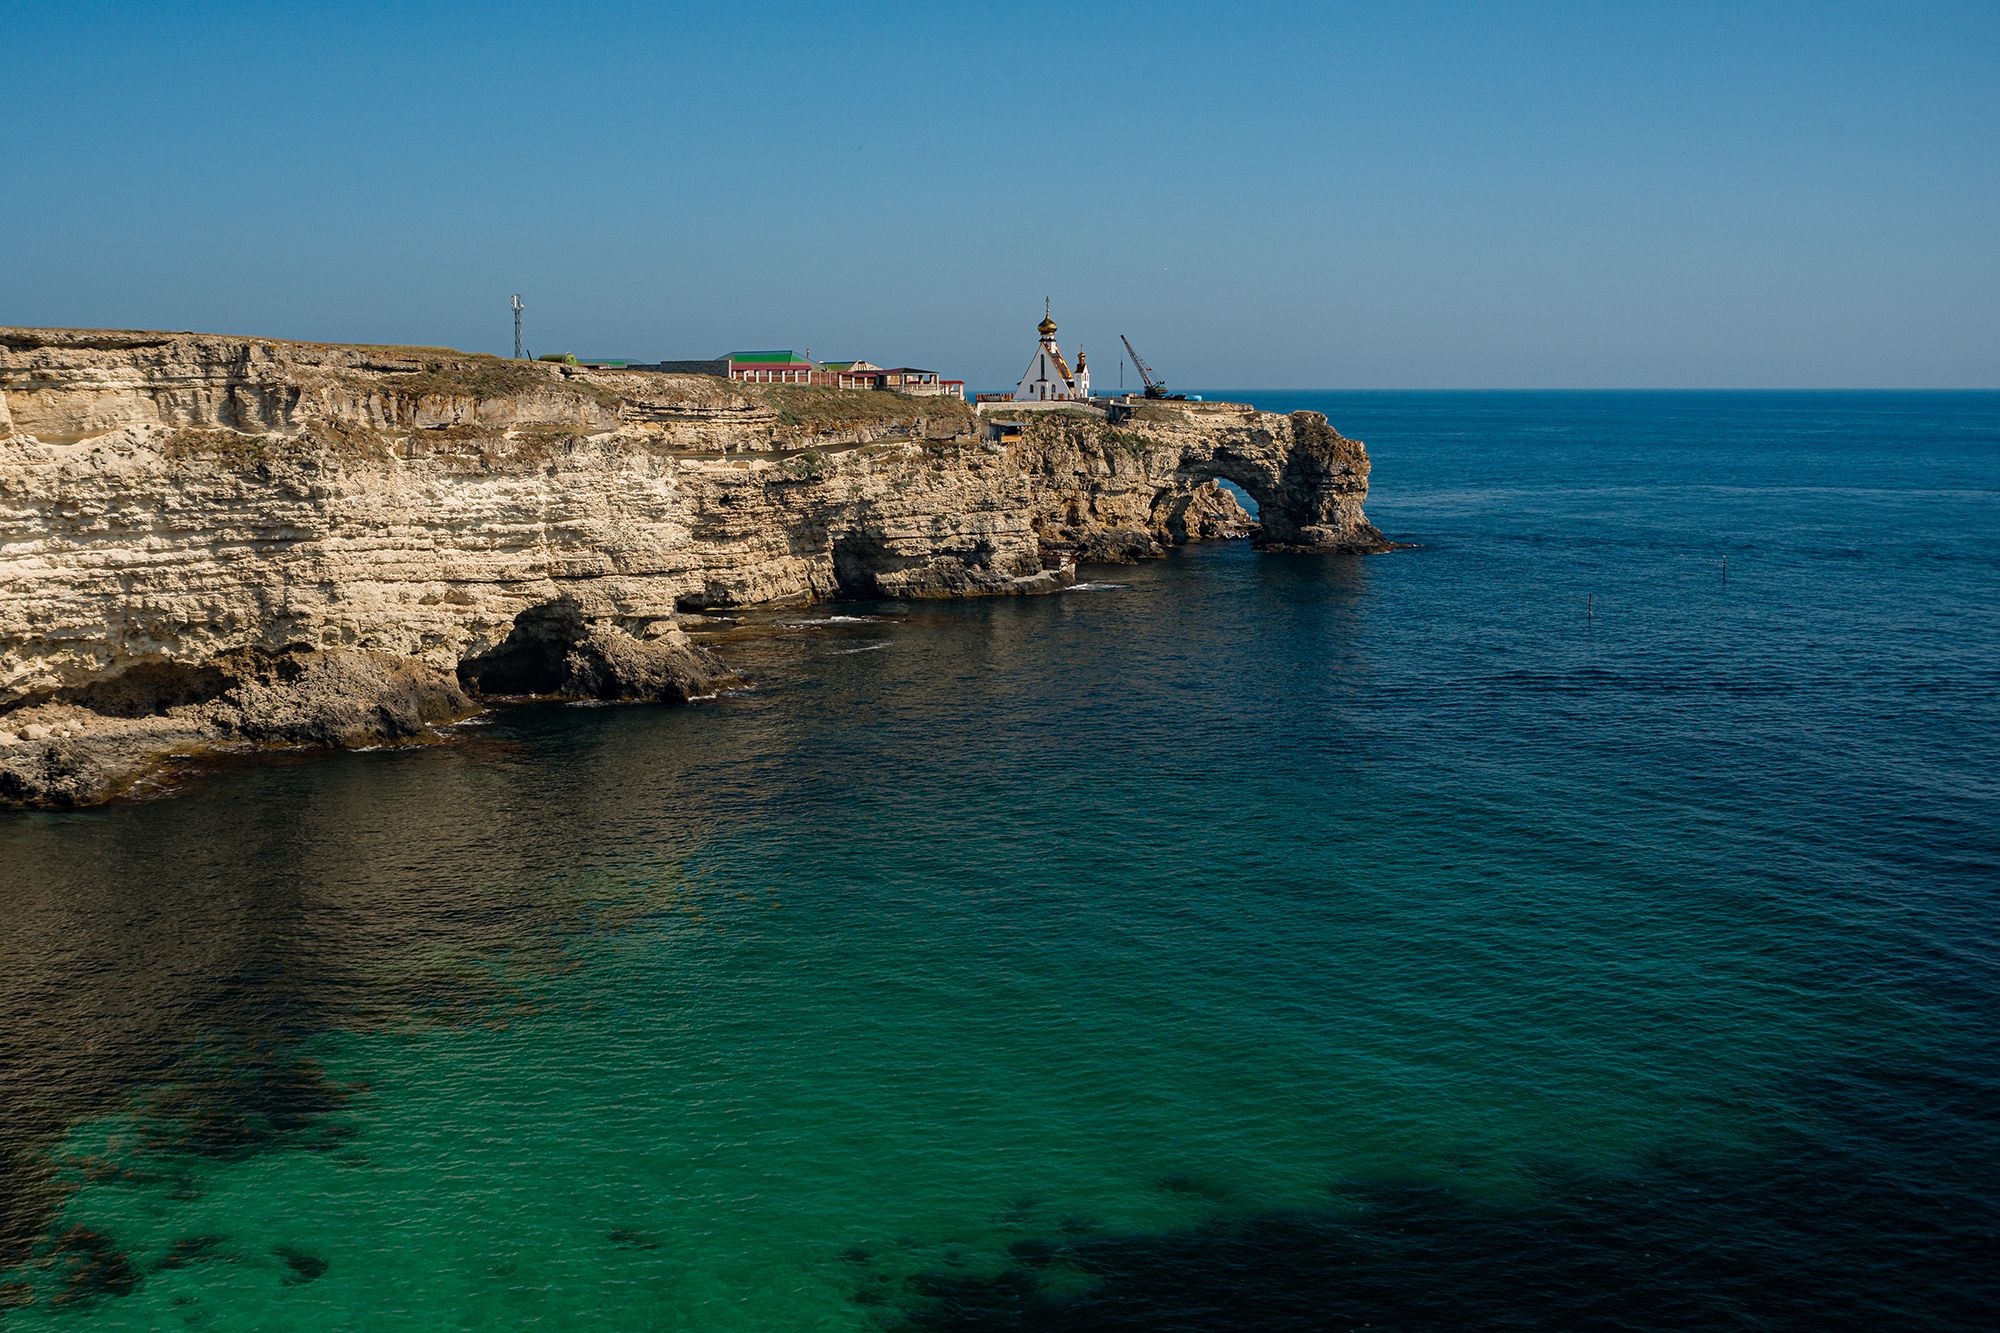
(724, 350, 815, 383)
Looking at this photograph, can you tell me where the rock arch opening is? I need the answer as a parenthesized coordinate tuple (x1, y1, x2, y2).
(1215, 479, 1259, 519)
(1166, 412, 1390, 553)
(1159, 457, 1285, 548)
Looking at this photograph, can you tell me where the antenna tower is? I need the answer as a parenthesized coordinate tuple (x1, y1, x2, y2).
(510, 294, 524, 360)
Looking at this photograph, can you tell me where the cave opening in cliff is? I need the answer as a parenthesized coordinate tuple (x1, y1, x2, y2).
(456, 599, 591, 697)
(71, 659, 235, 717)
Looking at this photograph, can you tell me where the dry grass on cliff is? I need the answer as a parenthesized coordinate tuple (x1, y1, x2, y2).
(380, 355, 624, 409)
(1102, 426, 1163, 461)
(1012, 413, 1158, 468)
(584, 370, 744, 409)
(340, 341, 468, 359)
(159, 425, 394, 466)
(160, 427, 279, 467)
(386, 423, 613, 470)
(499, 424, 605, 464)
(752, 384, 974, 434)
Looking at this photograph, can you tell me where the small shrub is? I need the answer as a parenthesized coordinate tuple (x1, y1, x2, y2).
(1104, 427, 1157, 459)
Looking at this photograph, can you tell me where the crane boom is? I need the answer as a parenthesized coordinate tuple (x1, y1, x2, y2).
(1120, 334, 1185, 399)
(1120, 335, 1161, 392)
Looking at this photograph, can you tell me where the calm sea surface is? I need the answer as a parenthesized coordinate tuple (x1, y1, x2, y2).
(2, 391, 1996, 1329)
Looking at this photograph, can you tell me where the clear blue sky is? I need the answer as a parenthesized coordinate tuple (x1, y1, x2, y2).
(9, 1, 1997, 387)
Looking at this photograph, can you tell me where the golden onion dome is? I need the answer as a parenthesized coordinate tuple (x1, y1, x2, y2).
(1038, 312, 1058, 336)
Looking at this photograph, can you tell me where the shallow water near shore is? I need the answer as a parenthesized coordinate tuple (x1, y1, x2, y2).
(2, 391, 1997, 1328)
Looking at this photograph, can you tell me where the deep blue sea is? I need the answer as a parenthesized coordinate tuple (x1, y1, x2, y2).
(2, 391, 1996, 1329)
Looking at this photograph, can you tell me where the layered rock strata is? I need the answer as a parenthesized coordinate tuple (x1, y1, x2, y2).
(1, 328, 1387, 805)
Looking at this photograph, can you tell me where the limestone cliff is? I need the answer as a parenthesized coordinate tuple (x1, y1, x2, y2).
(0, 327, 1388, 805)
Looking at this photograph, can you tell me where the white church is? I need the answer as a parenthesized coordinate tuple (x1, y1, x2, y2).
(1012, 302, 1090, 402)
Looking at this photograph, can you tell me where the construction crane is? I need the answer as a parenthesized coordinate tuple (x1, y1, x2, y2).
(1120, 334, 1185, 400)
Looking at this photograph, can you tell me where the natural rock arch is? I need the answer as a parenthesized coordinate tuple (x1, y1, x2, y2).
(1169, 456, 1279, 539)
(1166, 413, 1388, 552)
(1160, 408, 1392, 548)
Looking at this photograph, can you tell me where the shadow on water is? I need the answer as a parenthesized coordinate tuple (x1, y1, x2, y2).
(875, 1058, 2000, 1332)
(0, 543, 1380, 1301)
(0, 716, 730, 1273)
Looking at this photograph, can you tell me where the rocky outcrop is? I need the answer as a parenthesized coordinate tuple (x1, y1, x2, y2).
(457, 597, 723, 702)
(0, 647, 473, 806)
(0, 327, 1387, 805)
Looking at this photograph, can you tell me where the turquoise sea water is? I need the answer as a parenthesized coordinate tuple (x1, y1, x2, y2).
(2, 391, 1996, 1329)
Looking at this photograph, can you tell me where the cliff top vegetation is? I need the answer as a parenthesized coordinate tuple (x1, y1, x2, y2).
(755, 384, 973, 434)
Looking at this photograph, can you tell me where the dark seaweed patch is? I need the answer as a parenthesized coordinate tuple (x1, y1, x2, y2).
(996, 1197, 1039, 1227)
(43, 1226, 140, 1306)
(156, 1233, 228, 1270)
(607, 1227, 663, 1252)
(135, 1056, 358, 1160)
(274, 1244, 328, 1284)
(1155, 1172, 1231, 1202)
(1005, 1237, 1065, 1269)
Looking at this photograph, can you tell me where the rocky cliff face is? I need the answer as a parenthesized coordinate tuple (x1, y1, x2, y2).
(0, 327, 1388, 805)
